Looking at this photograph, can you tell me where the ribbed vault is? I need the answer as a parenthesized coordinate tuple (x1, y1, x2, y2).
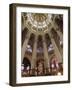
(21, 13, 63, 77)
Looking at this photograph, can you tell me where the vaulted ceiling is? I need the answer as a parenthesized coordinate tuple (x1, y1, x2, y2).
(21, 12, 63, 61)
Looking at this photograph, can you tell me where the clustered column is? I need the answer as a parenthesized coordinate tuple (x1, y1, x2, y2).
(31, 36, 37, 69)
(48, 32, 62, 63)
(21, 32, 31, 63)
(51, 21, 63, 57)
(51, 21, 63, 41)
(43, 36, 50, 68)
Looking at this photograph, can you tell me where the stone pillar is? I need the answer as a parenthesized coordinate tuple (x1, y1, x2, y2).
(51, 20, 63, 41)
(21, 32, 31, 63)
(55, 30, 63, 56)
(56, 30, 63, 41)
(22, 14, 25, 30)
(22, 14, 29, 31)
(31, 36, 37, 69)
(48, 32, 62, 63)
(51, 21, 63, 57)
(42, 36, 50, 68)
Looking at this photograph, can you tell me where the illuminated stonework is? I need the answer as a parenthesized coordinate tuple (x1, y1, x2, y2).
(32, 13, 48, 22)
(21, 12, 63, 77)
(27, 13, 52, 32)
